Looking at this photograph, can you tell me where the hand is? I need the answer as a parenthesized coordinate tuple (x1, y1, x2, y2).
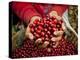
(49, 11, 62, 20)
(25, 16, 41, 40)
(51, 31, 64, 48)
(35, 11, 66, 48)
(48, 11, 66, 48)
(50, 23, 66, 48)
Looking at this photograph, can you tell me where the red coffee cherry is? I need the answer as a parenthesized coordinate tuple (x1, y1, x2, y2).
(52, 27, 57, 31)
(30, 28, 34, 33)
(40, 22, 44, 26)
(29, 24, 33, 28)
(48, 27, 52, 30)
(45, 34, 48, 38)
(52, 19, 58, 24)
(36, 29, 41, 34)
(38, 25, 43, 30)
(47, 31, 50, 35)
(41, 37, 45, 40)
(32, 24, 36, 27)
(44, 28, 47, 32)
(41, 32, 45, 36)
(33, 19, 39, 24)
(45, 38, 49, 41)
(35, 34, 40, 38)
(46, 20, 50, 24)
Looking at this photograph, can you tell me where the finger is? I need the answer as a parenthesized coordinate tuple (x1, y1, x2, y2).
(49, 11, 62, 21)
(62, 23, 66, 31)
(28, 33, 34, 40)
(25, 26, 34, 39)
(30, 16, 42, 24)
(56, 35, 62, 41)
(51, 37, 57, 42)
(49, 11, 58, 18)
(52, 41, 59, 48)
(56, 16, 62, 20)
(42, 41, 49, 48)
(25, 25, 30, 33)
(54, 31, 64, 36)
(51, 36, 62, 42)
(35, 38, 42, 44)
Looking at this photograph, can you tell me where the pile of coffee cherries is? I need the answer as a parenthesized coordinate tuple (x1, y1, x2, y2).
(29, 16, 63, 48)
(12, 38, 77, 58)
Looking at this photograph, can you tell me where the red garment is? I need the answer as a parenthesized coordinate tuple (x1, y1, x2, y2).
(49, 5, 68, 16)
(11, 2, 41, 23)
(11, 2, 68, 23)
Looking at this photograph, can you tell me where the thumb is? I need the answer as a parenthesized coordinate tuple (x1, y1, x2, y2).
(30, 16, 41, 24)
(54, 31, 64, 36)
(28, 33, 34, 40)
(25, 25, 34, 40)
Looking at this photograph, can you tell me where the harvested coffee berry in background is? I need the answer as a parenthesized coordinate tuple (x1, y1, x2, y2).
(12, 38, 77, 58)
(29, 16, 63, 48)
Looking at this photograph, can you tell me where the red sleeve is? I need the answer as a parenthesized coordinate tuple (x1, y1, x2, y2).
(49, 5, 68, 16)
(33, 4, 45, 17)
(11, 2, 41, 23)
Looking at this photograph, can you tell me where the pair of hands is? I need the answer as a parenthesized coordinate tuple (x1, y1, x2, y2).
(25, 11, 66, 48)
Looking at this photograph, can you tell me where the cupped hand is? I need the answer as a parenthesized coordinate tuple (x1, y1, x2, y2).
(25, 16, 42, 40)
(48, 11, 66, 48)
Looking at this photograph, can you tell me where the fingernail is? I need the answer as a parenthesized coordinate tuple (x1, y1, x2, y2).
(56, 16, 62, 20)
(42, 41, 49, 48)
(53, 31, 58, 35)
(51, 37, 56, 41)
(53, 41, 59, 48)
(29, 33, 34, 40)
(35, 38, 42, 43)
